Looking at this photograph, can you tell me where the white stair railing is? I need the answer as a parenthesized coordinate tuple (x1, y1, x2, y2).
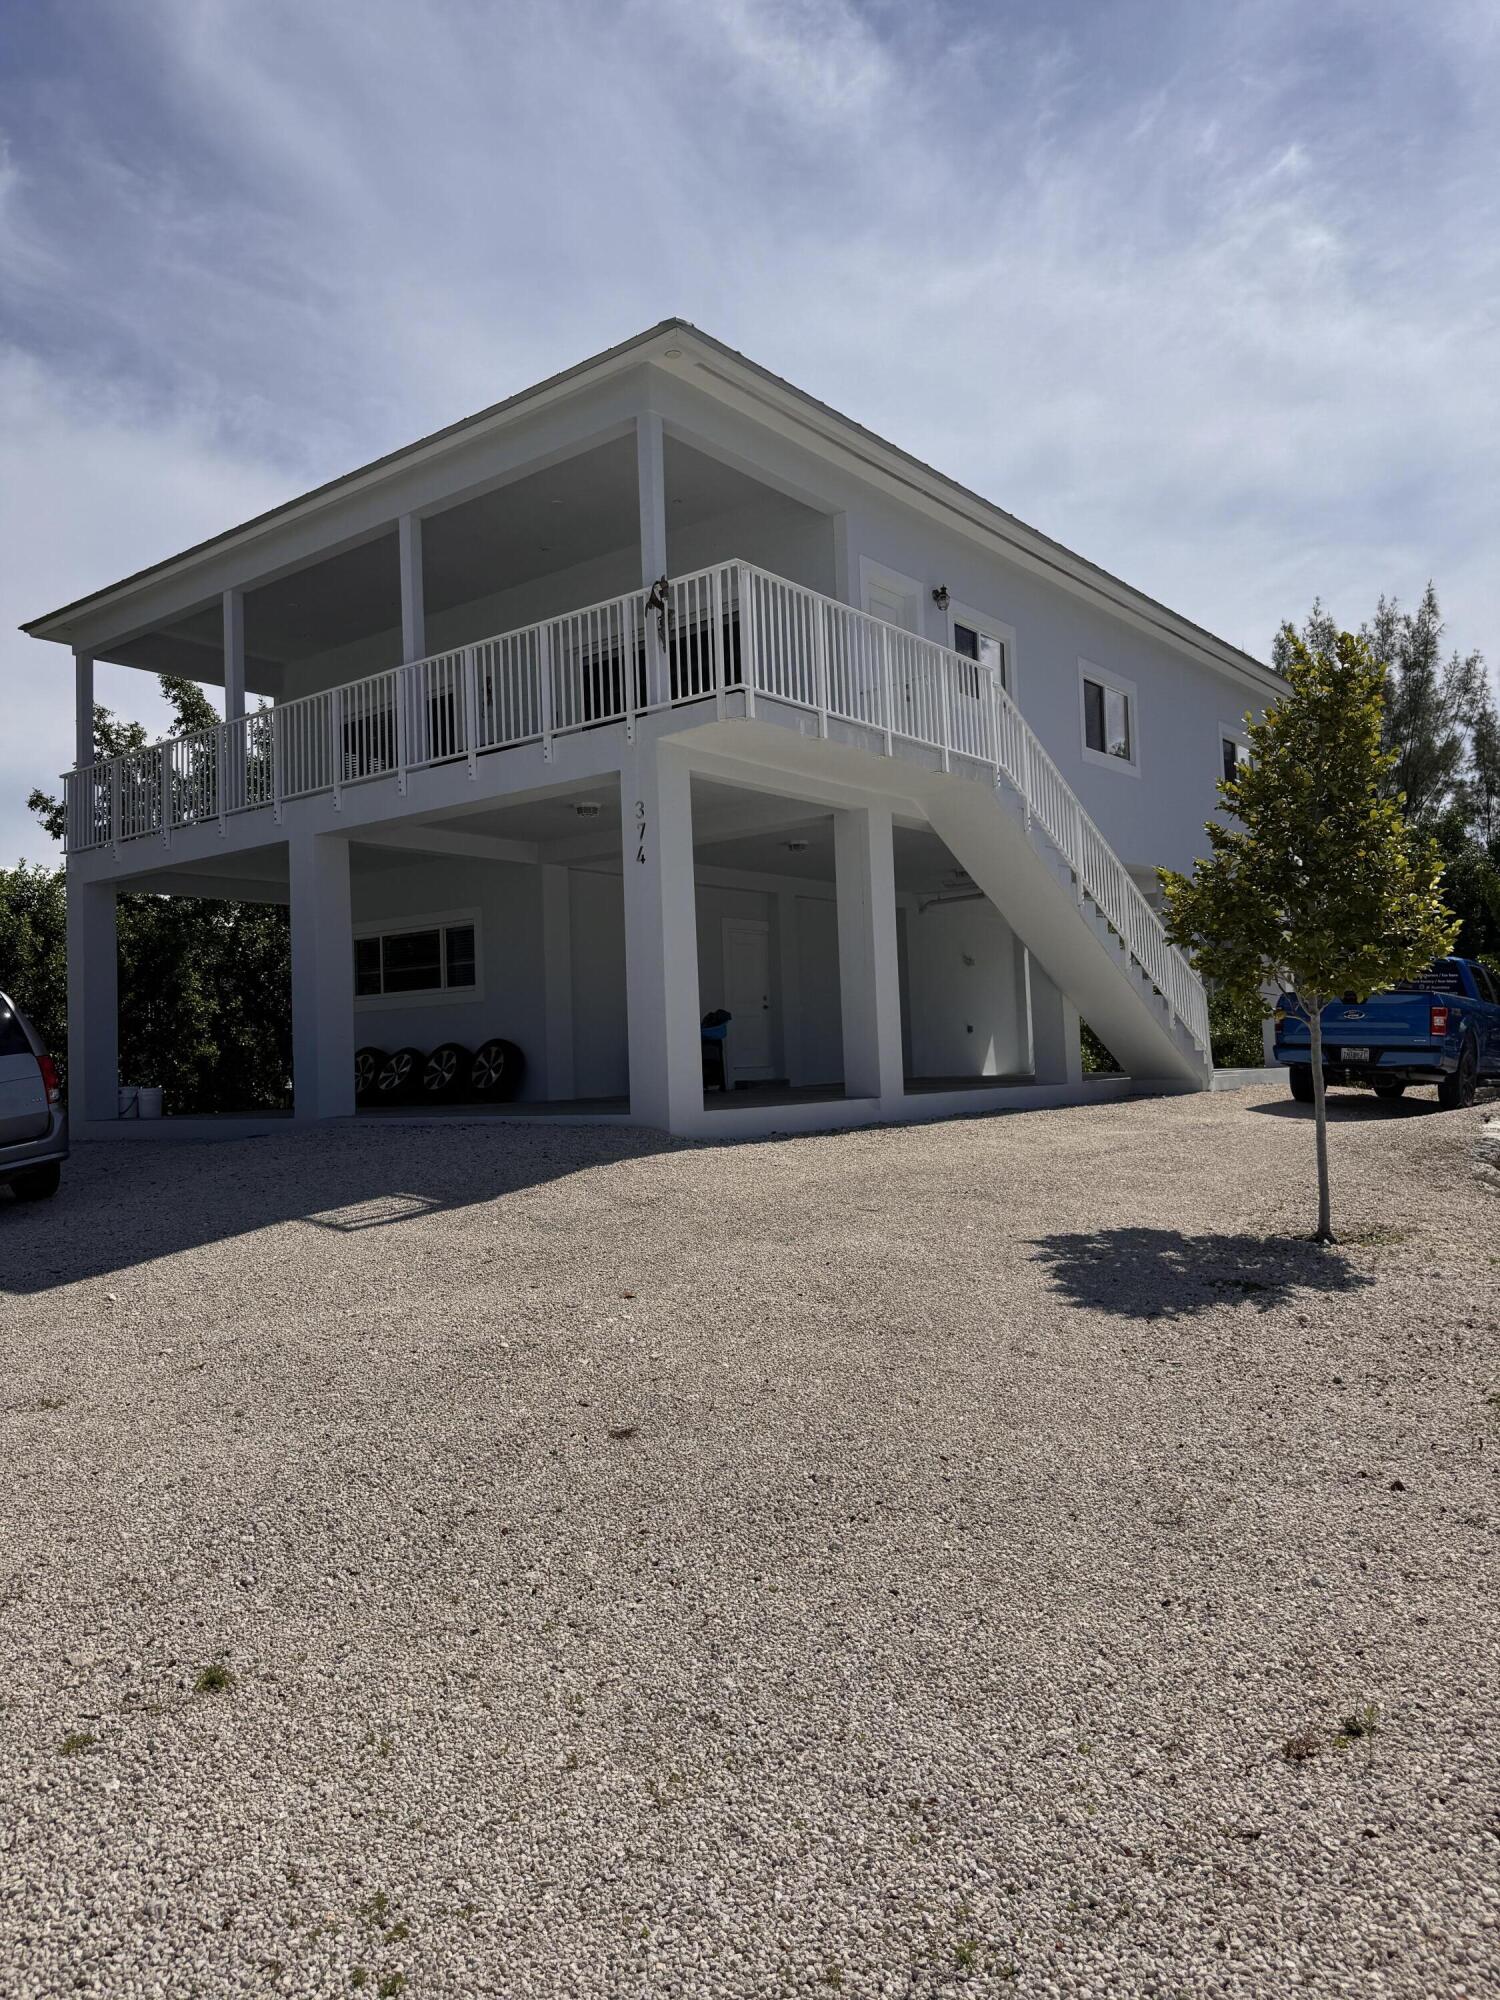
(732, 561, 1210, 1056)
(61, 558, 1208, 1054)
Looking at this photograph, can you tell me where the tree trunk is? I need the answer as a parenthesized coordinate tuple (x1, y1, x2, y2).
(1308, 998, 1334, 1243)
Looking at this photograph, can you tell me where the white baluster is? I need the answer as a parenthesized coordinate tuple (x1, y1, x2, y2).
(538, 624, 554, 761)
(464, 645, 479, 780)
(879, 625, 893, 755)
(740, 565, 757, 718)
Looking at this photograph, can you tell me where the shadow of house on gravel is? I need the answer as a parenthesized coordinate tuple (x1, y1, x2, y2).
(0, 1121, 676, 1296)
(1030, 1229, 1375, 1320)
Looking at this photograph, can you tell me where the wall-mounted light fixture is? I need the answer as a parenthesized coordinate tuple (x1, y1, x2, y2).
(785, 839, 810, 852)
(931, 585, 950, 610)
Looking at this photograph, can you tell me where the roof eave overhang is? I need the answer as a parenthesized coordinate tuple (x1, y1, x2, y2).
(20, 317, 689, 646)
(21, 315, 1280, 697)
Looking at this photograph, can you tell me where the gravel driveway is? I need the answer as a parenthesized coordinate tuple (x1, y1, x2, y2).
(1, 1087, 1496, 1998)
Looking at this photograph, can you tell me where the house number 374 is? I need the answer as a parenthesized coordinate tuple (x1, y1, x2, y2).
(634, 799, 647, 864)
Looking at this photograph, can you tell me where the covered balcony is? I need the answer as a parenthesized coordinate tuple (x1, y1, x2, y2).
(62, 552, 1210, 1077)
(62, 418, 840, 848)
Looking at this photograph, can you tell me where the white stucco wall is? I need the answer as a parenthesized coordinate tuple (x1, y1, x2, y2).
(347, 852, 857, 1105)
(643, 372, 1270, 884)
(902, 896, 1026, 1079)
(349, 849, 549, 1098)
(794, 894, 844, 1086)
(569, 866, 629, 1101)
(838, 495, 1252, 879)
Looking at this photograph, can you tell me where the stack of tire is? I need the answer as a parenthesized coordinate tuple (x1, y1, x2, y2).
(354, 1039, 525, 1107)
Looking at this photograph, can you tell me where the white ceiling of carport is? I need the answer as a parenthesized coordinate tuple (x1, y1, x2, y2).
(416, 776, 964, 893)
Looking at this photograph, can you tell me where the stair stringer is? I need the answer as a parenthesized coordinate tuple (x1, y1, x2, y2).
(916, 770, 1211, 1088)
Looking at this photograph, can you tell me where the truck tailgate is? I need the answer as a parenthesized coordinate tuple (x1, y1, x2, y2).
(1278, 996, 1437, 1054)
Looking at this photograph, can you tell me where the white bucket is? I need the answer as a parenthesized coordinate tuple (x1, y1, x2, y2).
(118, 1086, 164, 1120)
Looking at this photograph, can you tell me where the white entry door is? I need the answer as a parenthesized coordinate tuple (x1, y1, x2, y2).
(860, 560, 923, 731)
(861, 559, 922, 633)
(722, 918, 773, 1081)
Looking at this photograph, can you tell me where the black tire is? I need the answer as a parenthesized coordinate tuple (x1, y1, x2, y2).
(1373, 1078, 1406, 1101)
(354, 1046, 386, 1103)
(1289, 1064, 1316, 1103)
(9, 1162, 61, 1201)
(420, 1042, 471, 1101)
(470, 1037, 526, 1102)
(1437, 1039, 1479, 1111)
(374, 1046, 424, 1103)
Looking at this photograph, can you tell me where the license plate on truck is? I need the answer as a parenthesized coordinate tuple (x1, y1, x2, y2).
(1341, 1046, 1371, 1063)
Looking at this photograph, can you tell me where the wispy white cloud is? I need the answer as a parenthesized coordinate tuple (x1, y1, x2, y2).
(2, 0, 1497, 863)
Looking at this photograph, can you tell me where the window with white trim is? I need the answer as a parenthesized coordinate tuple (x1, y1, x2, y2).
(948, 603, 1013, 699)
(354, 917, 479, 999)
(1220, 729, 1250, 782)
(1079, 662, 1137, 770)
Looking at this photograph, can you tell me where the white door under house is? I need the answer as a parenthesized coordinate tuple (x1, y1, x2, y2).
(722, 917, 774, 1082)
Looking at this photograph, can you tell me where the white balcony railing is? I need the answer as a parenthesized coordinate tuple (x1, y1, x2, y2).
(63, 559, 1210, 1055)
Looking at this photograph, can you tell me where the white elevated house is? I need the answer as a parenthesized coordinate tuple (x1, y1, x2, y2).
(26, 321, 1279, 1139)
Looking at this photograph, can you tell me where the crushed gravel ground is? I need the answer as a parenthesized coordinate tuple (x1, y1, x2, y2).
(1, 1084, 1497, 1999)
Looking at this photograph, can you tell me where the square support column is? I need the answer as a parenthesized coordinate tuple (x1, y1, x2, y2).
(636, 410, 668, 707)
(774, 887, 805, 1086)
(399, 513, 426, 663)
(833, 805, 904, 1102)
(540, 863, 576, 1102)
(222, 590, 245, 722)
(290, 834, 355, 1121)
(74, 651, 95, 769)
(66, 875, 118, 1124)
(620, 740, 701, 1132)
(1027, 955, 1084, 1084)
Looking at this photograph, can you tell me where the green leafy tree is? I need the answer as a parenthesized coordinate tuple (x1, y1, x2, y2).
(10, 677, 293, 1113)
(1161, 629, 1457, 1243)
(0, 862, 68, 1062)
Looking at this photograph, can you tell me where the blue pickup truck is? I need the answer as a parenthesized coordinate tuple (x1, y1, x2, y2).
(1273, 957, 1500, 1108)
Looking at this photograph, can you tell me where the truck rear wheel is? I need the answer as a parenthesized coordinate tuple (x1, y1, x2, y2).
(1437, 1040, 1479, 1110)
(1289, 1064, 1315, 1103)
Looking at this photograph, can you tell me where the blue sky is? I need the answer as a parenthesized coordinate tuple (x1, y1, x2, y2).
(3, 0, 1497, 866)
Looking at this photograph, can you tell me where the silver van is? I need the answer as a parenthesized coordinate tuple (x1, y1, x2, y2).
(0, 990, 67, 1200)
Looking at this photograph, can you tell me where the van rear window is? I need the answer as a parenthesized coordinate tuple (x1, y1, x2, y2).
(1393, 961, 1464, 994)
(0, 1005, 33, 1057)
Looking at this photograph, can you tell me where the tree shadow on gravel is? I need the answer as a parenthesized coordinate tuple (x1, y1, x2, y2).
(1030, 1229, 1375, 1319)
